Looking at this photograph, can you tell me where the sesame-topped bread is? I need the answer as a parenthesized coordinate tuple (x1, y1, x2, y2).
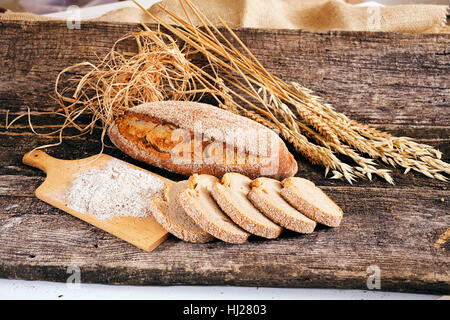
(280, 177, 343, 227)
(178, 174, 250, 244)
(211, 173, 283, 239)
(108, 101, 297, 179)
(248, 177, 316, 234)
(149, 180, 214, 243)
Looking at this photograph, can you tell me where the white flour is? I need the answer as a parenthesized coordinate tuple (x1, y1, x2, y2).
(66, 159, 165, 220)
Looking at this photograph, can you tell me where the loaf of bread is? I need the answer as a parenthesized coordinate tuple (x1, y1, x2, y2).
(149, 181, 214, 243)
(107, 101, 297, 179)
(211, 173, 282, 238)
(178, 174, 250, 244)
(280, 177, 343, 227)
(248, 177, 316, 234)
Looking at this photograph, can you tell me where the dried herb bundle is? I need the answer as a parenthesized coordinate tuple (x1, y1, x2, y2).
(48, 0, 449, 183)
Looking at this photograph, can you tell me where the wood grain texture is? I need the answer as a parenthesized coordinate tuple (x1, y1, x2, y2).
(0, 20, 449, 293)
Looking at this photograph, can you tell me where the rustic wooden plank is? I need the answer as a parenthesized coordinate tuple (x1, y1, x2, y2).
(0, 20, 449, 293)
(0, 186, 448, 293)
(0, 126, 448, 293)
(0, 20, 449, 126)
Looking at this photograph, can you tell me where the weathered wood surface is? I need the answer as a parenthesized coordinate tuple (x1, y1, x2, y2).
(0, 20, 449, 293)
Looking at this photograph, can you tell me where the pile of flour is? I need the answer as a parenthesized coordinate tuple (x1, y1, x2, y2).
(66, 159, 165, 220)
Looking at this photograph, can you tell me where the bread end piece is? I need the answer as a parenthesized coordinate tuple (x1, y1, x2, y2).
(276, 145, 298, 179)
(107, 102, 298, 180)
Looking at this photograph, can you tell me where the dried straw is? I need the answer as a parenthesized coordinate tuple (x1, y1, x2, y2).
(11, 0, 448, 184)
(53, 30, 212, 144)
(129, 0, 447, 183)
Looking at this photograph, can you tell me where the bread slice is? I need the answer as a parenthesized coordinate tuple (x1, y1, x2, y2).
(248, 178, 316, 233)
(149, 181, 214, 243)
(210, 173, 283, 239)
(280, 177, 343, 227)
(178, 174, 250, 244)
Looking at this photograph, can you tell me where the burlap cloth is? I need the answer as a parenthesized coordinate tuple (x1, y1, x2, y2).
(1, 0, 449, 33)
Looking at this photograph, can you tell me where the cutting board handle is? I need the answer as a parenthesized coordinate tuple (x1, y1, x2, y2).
(23, 150, 59, 174)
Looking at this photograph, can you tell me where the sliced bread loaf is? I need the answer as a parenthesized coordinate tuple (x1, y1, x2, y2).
(248, 178, 316, 234)
(178, 174, 250, 244)
(211, 173, 283, 239)
(150, 181, 215, 243)
(280, 177, 343, 227)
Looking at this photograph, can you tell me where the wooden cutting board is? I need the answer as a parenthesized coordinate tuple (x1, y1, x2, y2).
(22, 150, 171, 252)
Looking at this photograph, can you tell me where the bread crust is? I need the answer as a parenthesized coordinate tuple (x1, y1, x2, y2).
(150, 199, 214, 243)
(107, 101, 297, 179)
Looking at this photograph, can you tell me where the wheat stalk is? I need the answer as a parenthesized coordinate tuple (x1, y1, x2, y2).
(11, 0, 445, 184)
(135, 0, 449, 183)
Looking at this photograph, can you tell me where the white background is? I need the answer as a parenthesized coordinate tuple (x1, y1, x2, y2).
(0, 279, 439, 300)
